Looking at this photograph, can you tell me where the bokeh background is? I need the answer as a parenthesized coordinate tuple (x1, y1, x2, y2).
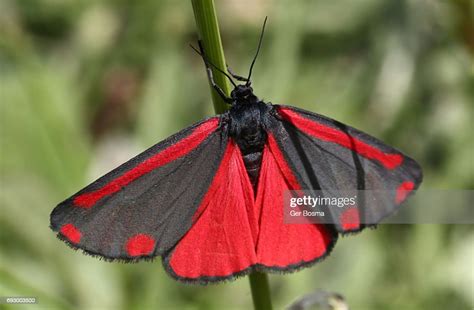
(1, 0, 473, 309)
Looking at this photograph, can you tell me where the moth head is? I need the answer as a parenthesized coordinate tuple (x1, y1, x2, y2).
(231, 84, 257, 104)
(231, 84, 252, 98)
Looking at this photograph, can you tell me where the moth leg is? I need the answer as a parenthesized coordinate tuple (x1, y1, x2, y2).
(197, 41, 233, 104)
(205, 66, 233, 104)
(226, 66, 248, 82)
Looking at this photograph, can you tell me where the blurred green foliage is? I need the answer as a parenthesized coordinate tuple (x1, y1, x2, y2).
(0, 0, 473, 309)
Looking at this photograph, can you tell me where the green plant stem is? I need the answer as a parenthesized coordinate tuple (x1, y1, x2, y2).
(191, 1, 273, 310)
(191, 0, 231, 113)
(249, 272, 273, 310)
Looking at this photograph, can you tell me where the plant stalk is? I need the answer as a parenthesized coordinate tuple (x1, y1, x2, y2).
(191, 1, 273, 309)
(191, 0, 231, 113)
(249, 272, 273, 310)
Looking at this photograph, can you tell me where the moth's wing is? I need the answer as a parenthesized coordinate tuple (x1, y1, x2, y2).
(270, 105, 423, 233)
(163, 141, 259, 283)
(50, 116, 230, 260)
(254, 136, 338, 271)
(164, 135, 338, 280)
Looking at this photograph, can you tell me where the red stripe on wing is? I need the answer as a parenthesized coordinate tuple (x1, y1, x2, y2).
(266, 133, 301, 190)
(74, 118, 220, 208)
(278, 107, 403, 170)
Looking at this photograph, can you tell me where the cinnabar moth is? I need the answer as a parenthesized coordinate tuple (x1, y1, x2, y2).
(50, 18, 422, 283)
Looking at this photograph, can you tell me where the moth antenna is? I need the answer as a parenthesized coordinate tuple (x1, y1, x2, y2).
(246, 16, 268, 85)
(190, 43, 237, 88)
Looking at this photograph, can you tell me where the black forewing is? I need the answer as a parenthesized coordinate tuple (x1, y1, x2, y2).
(269, 105, 422, 233)
(50, 116, 229, 260)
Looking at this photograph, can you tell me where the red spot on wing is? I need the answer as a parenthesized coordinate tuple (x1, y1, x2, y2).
(169, 142, 258, 279)
(74, 118, 219, 208)
(256, 138, 334, 267)
(60, 223, 82, 244)
(278, 107, 403, 170)
(339, 207, 360, 231)
(395, 181, 415, 204)
(126, 234, 155, 257)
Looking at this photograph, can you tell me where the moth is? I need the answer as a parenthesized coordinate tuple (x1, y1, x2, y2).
(50, 19, 422, 283)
